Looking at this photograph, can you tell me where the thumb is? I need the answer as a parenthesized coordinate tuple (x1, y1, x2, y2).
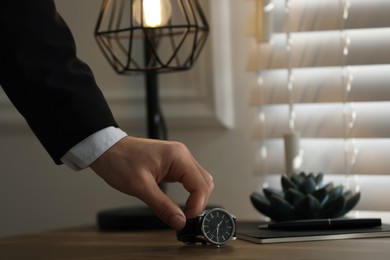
(141, 183, 186, 230)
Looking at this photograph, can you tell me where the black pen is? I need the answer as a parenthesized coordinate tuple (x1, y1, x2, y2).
(258, 218, 382, 231)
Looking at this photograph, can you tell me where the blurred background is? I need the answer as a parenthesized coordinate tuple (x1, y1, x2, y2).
(1, 0, 390, 237)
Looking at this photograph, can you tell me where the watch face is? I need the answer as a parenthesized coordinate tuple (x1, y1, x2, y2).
(200, 208, 236, 245)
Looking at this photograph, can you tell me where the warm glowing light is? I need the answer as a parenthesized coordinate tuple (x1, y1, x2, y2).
(133, 0, 172, 27)
(144, 0, 162, 27)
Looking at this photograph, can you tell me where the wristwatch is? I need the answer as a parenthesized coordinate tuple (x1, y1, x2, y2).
(176, 208, 237, 247)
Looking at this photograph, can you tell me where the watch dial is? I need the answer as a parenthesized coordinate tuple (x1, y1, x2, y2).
(201, 208, 236, 245)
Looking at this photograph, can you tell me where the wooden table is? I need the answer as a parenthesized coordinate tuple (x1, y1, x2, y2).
(1, 224, 390, 259)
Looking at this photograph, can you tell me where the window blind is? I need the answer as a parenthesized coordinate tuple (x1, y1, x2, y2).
(247, 0, 390, 211)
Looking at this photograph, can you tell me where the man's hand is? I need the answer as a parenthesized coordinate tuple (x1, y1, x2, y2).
(90, 136, 214, 230)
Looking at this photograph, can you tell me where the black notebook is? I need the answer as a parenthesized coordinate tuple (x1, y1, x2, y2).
(237, 221, 390, 244)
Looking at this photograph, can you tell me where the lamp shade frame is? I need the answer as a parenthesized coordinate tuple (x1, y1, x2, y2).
(94, 0, 209, 74)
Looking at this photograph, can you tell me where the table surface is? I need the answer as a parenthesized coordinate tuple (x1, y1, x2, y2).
(1, 223, 390, 260)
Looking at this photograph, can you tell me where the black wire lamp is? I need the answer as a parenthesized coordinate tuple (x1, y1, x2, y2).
(95, 0, 209, 73)
(95, 0, 209, 140)
(94, 0, 210, 230)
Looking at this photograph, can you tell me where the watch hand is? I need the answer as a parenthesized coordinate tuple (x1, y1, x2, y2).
(216, 220, 223, 231)
(216, 225, 220, 237)
(216, 220, 223, 242)
(210, 227, 218, 237)
(209, 220, 224, 240)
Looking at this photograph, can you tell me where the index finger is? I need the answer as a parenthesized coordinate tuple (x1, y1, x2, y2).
(177, 158, 214, 218)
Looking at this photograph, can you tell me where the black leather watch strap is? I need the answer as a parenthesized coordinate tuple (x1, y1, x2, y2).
(176, 217, 200, 243)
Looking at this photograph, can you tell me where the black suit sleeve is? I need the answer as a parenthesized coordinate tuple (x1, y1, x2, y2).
(0, 0, 118, 164)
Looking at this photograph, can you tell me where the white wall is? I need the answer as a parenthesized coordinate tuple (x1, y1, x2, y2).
(0, 0, 263, 237)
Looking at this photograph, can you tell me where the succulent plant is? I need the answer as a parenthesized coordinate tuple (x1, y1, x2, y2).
(250, 172, 361, 221)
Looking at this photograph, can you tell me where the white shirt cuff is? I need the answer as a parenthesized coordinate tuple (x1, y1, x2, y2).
(60, 127, 128, 171)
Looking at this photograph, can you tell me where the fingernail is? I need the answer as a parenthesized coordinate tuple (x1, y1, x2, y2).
(169, 214, 186, 230)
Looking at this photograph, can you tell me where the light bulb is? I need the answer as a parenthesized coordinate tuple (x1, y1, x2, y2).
(133, 0, 172, 27)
